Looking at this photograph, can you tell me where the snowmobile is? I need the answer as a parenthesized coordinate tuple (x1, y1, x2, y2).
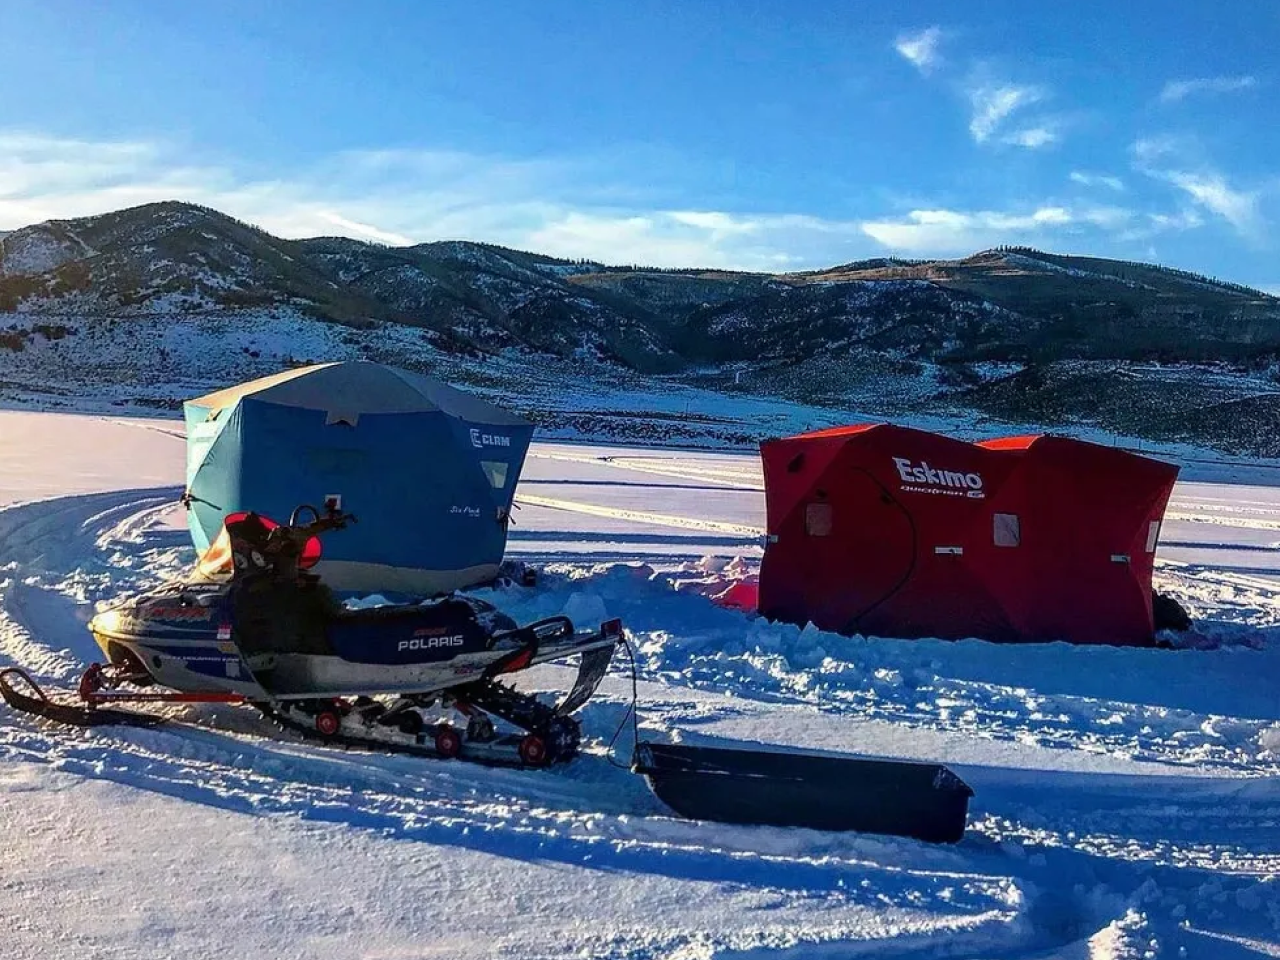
(1, 503, 977, 843)
(0, 504, 623, 767)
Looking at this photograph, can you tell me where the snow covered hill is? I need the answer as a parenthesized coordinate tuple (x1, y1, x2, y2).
(5, 201, 1280, 455)
(2, 408, 1279, 958)
(0, 202, 677, 369)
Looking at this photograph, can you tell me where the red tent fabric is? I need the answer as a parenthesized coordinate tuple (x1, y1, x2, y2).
(758, 424, 1179, 646)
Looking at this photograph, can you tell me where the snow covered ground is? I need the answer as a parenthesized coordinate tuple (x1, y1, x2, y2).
(2, 408, 1279, 959)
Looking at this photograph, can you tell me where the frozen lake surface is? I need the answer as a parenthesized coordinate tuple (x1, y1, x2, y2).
(1, 408, 1278, 959)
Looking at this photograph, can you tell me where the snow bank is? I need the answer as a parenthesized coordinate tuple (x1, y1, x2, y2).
(480, 562, 1280, 778)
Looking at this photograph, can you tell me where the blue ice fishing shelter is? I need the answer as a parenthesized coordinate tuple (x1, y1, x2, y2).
(183, 361, 533, 594)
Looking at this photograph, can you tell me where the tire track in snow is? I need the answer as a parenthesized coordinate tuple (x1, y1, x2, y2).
(0, 684, 1024, 958)
(95, 415, 186, 441)
(1165, 508, 1280, 531)
(0, 487, 182, 680)
(0, 718, 1021, 928)
(0, 486, 181, 572)
(516, 492, 764, 538)
(527, 448, 764, 490)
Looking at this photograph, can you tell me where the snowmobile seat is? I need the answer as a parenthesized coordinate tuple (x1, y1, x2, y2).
(334, 603, 455, 623)
(325, 597, 497, 665)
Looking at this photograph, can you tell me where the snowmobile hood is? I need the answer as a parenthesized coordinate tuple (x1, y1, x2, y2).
(89, 582, 231, 644)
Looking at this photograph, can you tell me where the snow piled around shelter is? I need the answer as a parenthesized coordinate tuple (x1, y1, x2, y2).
(487, 561, 1280, 772)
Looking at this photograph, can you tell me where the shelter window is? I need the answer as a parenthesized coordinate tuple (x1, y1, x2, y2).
(307, 447, 367, 472)
(1145, 520, 1160, 553)
(993, 513, 1020, 547)
(805, 502, 832, 536)
(481, 460, 509, 489)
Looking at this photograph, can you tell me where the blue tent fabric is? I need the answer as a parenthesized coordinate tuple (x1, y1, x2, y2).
(183, 361, 533, 595)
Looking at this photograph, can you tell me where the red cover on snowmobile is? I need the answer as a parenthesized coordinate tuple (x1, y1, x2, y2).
(197, 512, 322, 579)
(758, 424, 1178, 646)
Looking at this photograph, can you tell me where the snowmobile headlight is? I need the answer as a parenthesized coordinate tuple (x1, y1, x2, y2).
(88, 608, 125, 640)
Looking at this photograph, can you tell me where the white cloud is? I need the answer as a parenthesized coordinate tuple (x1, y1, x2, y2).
(527, 211, 864, 269)
(861, 205, 1090, 254)
(1160, 75, 1258, 103)
(527, 213, 742, 267)
(1112, 208, 1205, 244)
(1003, 126, 1057, 149)
(897, 41, 1062, 149)
(0, 131, 241, 227)
(966, 82, 1045, 144)
(313, 211, 415, 246)
(1145, 210, 1204, 231)
(859, 204, 1175, 255)
(1070, 171, 1125, 191)
(1162, 171, 1260, 233)
(894, 27, 943, 75)
(0, 130, 876, 270)
(668, 210, 761, 235)
(1077, 206, 1135, 229)
(0, 128, 1256, 271)
(1028, 207, 1072, 225)
(1129, 137, 1262, 236)
(1130, 135, 1183, 165)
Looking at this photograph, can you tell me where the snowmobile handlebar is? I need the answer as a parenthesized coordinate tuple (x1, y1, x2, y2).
(287, 503, 358, 536)
(258, 504, 358, 561)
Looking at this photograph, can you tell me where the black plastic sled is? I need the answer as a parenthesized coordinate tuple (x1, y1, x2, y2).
(633, 741, 974, 843)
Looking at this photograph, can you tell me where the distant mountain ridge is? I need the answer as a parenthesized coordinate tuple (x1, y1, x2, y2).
(2, 201, 1276, 373)
(4, 201, 1280, 455)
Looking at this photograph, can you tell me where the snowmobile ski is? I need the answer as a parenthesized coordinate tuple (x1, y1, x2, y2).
(0, 667, 165, 728)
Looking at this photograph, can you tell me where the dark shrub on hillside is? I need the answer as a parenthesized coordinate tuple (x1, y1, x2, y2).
(32, 323, 71, 341)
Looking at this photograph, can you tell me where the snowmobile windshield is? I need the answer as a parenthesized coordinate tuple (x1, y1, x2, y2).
(193, 511, 323, 582)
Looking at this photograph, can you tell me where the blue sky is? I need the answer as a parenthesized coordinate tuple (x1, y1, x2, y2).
(0, 1, 1276, 287)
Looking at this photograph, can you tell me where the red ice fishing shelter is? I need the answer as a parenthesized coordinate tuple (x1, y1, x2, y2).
(757, 424, 1179, 646)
